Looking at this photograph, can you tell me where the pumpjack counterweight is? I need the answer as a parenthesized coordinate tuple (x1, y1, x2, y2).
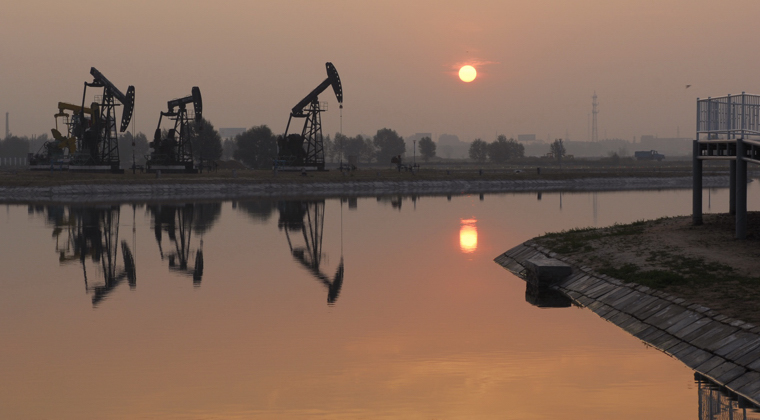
(277, 62, 343, 171)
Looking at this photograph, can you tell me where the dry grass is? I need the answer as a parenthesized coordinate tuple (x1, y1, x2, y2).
(536, 213, 760, 325)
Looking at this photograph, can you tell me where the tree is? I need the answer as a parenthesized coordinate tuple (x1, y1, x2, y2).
(361, 136, 376, 163)
(28, 134, 48, 155)
(119, 131, 149, 167)
(331, 133, 348, 164)
(0, 135, 30, 157)
(322, 134, 335, 163)
(418, 136, 436, 162)
(343, 134, 368, 163)
(373, 128, 405, 164)
(487, 135, 524, 163)
(233, 125, 277, 169)
(468, 138, 488, 163)
(550, 139, 565, 163)
(222, 138, 236, 160)
(189, 118, 223, 162)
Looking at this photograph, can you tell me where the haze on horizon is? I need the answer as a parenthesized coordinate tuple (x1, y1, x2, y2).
(2, 0, 760, 144)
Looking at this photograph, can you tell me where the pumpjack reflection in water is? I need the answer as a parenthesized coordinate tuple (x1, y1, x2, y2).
(32, 205, 137, 307)
(277, 200, 344, 305)
(376, 194, 419, 211)
(147, 203, 220, 286)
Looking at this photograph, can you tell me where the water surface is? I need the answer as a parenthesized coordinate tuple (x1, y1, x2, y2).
(2, 187, 760, 419)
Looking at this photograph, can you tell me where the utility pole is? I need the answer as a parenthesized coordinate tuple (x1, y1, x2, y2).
(413, 139, 416, 166)
(591, 92, 598, 142)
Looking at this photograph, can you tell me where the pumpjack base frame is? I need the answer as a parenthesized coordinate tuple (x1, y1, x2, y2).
(146, 163, 198, 174)
(29, 164, 70, 171)
(275, 165, 323, 172)
(69, 164, 124, 174)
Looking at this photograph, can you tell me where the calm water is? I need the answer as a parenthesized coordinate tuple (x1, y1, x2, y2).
(2, 187, 760, 419)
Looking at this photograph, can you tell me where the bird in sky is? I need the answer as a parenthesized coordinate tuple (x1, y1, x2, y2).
(686, 84, 692, 89)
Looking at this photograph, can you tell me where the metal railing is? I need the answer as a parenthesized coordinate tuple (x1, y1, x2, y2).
(697, 93, 760, 140)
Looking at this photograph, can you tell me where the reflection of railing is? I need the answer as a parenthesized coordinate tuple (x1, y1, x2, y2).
(697, 373, 760, 419)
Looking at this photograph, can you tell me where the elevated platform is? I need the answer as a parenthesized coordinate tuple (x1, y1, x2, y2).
(693, 93, 760, 238)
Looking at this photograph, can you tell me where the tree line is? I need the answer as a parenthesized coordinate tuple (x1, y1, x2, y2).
(468, 135, 525, 163)
(5, 118, 559, 168)
(232, 126, 435, 168)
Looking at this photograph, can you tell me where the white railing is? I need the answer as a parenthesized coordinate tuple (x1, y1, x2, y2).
(697, 93, 760, 140)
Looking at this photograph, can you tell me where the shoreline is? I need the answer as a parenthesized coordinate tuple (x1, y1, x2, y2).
(0, 176, 731, 204)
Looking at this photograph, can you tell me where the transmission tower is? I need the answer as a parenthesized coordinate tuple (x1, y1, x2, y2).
(591, 92, 598, 142)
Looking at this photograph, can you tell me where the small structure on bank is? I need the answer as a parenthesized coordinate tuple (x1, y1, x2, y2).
(693, 93, 760, 238)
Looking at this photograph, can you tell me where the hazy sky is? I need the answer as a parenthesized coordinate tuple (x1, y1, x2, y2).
(3, 0, 760, 143)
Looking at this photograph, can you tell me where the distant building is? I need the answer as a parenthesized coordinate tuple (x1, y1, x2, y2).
(219, 128, 246, 139)
(518, 134, 537, 142)
(438, 134, 469, 159)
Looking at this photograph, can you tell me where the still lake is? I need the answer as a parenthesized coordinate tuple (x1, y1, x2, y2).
(2, 186, 760, 419)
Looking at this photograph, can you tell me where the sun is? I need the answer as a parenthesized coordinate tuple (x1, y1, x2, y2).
(459, 65, 477, 83)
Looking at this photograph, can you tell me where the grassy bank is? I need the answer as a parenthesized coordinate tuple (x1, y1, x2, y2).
(534, 213, 760, 325)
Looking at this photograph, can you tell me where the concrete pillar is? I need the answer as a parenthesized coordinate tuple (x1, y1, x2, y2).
(693, 140, 703, 225)
(730, 159, 736, 215)
(736, 138, 747, 239)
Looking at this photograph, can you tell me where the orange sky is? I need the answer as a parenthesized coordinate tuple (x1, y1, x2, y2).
(3, 0, 760, 143)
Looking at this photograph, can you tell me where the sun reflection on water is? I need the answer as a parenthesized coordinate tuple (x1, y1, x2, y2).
(459, 218, 478, 253)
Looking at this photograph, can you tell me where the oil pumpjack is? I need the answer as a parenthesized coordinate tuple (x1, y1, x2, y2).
(28, 102, 91, 170)
(277, 62, 343, 171)
(146, 87, 202, 173)
(69, 67, 135, 173)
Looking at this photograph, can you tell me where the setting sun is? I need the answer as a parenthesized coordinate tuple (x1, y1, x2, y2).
(459, 219, 478, 253)
(458, 65, 477, 82)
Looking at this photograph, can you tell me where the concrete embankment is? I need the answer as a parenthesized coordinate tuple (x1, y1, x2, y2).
(0, 176, 729, 203)
(495, 241, 760, 407)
